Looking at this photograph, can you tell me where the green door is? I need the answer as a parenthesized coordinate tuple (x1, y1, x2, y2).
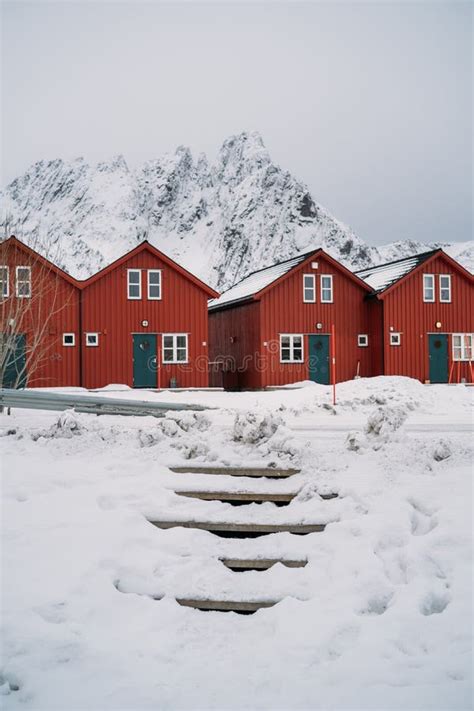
(428, 334, 448, 383)
(1, 333, 27, 388)
(308, 334, 330, 385)
(132, 334, 157, 388)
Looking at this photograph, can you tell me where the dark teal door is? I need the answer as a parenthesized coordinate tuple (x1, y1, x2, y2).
(428, 334, 448, 383)
(308, 334, 330, 385)
(133, 334, 157, 388)
(2, 333, 27, 388)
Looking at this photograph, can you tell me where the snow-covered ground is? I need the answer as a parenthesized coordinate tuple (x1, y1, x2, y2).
(1, 377, 472, 710)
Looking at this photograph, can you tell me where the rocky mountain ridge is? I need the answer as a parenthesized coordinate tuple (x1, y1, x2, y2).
(1, 132, 472, 289)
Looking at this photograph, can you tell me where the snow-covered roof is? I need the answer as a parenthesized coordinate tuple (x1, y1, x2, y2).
(356, 250, 438, 293)
(208, 251, 315, 310)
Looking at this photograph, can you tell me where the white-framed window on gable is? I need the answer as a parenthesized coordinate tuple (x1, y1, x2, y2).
(280, 334, 304, 363)
(86, 332, 99, 347)
(147, 269, 161, 300)
(358, 334, 368, 347)
(162, 334, 188, 363)
(423, 274, 435, 302)
(439, 274, 451, 303)
(0, 266, 9, 298)
(390, 332, 401, 346)
(62, 333, 75, 347)
(303, 274, 316, 302)
(320, 275, 333, 303)
(16, 266, 31, 298)
(127, 269, 141, 300)
(452, 333, 473, 361)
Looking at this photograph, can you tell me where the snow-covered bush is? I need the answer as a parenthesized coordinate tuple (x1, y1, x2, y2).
(347, 404, 409, 452)
(364, 405, 408, 438)
(432, 439, 452, 462)
(232, 410, 284, 444)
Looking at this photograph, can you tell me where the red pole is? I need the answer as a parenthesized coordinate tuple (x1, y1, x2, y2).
(331, 323, 336, 405)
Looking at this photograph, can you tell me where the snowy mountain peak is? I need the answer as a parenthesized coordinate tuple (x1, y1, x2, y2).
(1, 133, 472, 287)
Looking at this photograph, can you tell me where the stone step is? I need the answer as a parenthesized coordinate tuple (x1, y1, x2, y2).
(148, 519, 325, 537)
(175, 491, 296, 506)
(169, 466, 300, 478)
(220, 557, 307, 571)
(176, 598, 280, 614)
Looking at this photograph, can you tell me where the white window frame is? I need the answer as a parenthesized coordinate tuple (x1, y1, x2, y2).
(303, 274, 316, 303)
(423, 274, 435, 302)
(147, 269, 162, 300)
(62, 333, 75, 347)
(358, 334, 368, 347)
(127, 269, 141, 300)
(390, 332, 401, 346)
(439, 274, 451, 303)
(0, 266, 9, 298)
(452, 333, 473, 361)
(280, 334, 304, 363)
(320, 274, 333, 303)
(16, 266, 31, 298)
(162, 333, 188, 364)
(85, 332, 99, 347)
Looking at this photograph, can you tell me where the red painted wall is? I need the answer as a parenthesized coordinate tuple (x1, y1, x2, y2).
(258, 255, 371, 386)
(381, 255, 474, 382)
(208, 301, 262, 388)
(1, 241, 81, 387)
(81, 247, 210, 389)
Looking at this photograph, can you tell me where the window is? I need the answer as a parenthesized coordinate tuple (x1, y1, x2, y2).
(280, 334, 304, 363)
(0, 266, 8, 298)
(86, 332, 99, 347)
(162, 334, 188, 363)
(320, 275, 333, 303)
(358, 334, 368, 347)
(147, 270, 161, 300)
(439, 274, 451, 303)
(16, 266, 31, 298)
(423, 274, 435, 302)
(127, 269, 141, 299)
(303, 274, 315, 303)
(62, 333, 75, 347)
(452, 333, 473, 361)
(390, 332, 401, 346)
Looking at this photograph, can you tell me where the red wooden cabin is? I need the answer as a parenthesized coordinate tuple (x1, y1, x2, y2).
(356, 250, 474, 384)
(208, 249, 374, 389)
(80, 241, 218, 389)
(0, 236, 81, 387)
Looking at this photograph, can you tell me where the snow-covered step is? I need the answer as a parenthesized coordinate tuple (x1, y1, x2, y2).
(220, 557, 307, 571)
(169, 465, 299, 478)
(175, 491, 296, 506)
(148, 520, 325, 537)
(176, 598, 280, 613)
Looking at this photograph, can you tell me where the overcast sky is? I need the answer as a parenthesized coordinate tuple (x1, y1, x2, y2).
(1, 0, 472, 246)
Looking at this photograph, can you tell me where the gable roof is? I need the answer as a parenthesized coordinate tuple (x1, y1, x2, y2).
(81, 241, 219, 297)
(356, 248, 473, 298)
(208, 248, 371, 311)
(1, 236, 80, 288)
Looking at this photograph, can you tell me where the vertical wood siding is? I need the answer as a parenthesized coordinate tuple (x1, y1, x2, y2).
(208, 302, 262, 388)
(258, 255, 371, 386)
(81, 248, 210, 389)
(1, 243, 81, 387)
(382, 255, 474, 382)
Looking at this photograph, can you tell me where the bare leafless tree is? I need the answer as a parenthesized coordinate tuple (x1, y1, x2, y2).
(0, 232, 75, 391)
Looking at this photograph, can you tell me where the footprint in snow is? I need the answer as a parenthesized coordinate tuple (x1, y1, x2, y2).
(409, 501, 438, 537)
(420, 590, 451, 616)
